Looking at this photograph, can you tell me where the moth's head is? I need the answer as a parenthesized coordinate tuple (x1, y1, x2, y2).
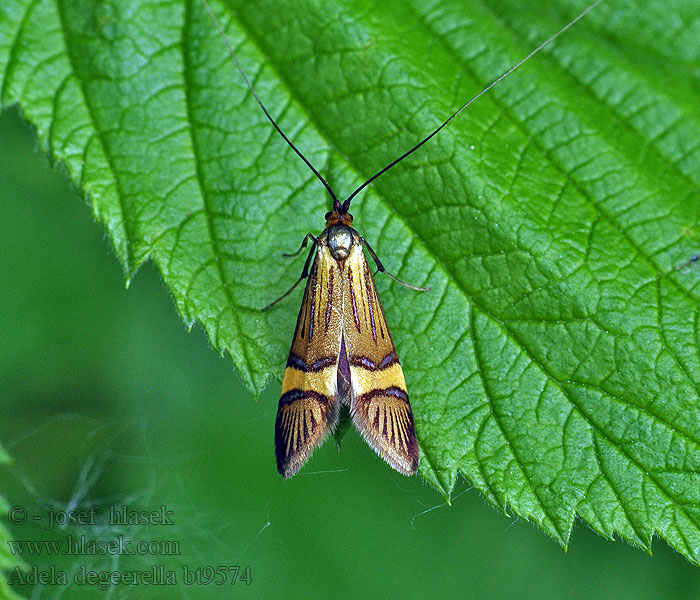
(325, 199, 353, 228)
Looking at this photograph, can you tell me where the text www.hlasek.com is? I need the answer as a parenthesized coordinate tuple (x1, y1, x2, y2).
(7, 535, 180, 556)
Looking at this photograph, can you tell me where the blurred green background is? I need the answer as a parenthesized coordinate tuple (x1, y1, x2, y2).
(1, 105, 700, 599)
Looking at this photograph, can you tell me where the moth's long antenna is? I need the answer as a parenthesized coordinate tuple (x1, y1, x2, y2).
(340, 0, 605, 212)
(200, 0, 339, 205)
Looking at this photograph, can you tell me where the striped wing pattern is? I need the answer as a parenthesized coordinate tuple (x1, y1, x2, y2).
(275, 228, 418, 477)
(341, 241, 419, 476)
(275, 243, 343, 478)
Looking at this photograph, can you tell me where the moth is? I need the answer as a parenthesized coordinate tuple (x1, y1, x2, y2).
(267, 200, 425, 477)
(201, 0, 604, 477)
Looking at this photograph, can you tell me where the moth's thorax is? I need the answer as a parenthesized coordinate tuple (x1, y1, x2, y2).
(323, 224, 355, 261)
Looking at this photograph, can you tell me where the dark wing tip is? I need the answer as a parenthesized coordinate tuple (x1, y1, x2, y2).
(387, 444, 419, 477)
(350, 387, 420, 477)
(276, 454, 303, 479)
(274, 390, 339, 478)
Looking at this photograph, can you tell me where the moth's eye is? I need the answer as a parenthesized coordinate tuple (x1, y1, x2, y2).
(324, 211, 332, 220)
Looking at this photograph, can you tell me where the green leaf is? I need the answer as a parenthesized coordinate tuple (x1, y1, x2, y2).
(2, 0, 700, 564)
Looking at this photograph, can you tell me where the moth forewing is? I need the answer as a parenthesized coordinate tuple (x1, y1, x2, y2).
(341, 240, 419, 476)
(275, 240, 343, 478)
(274, 216, 419, 476)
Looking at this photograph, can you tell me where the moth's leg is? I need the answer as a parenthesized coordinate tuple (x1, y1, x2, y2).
(262, 237, 318, 311)
(361, 237, 430, 292)
(283, 233, 316, 258)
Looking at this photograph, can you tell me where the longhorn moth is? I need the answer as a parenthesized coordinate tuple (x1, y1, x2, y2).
(201, 0, 605, 477)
